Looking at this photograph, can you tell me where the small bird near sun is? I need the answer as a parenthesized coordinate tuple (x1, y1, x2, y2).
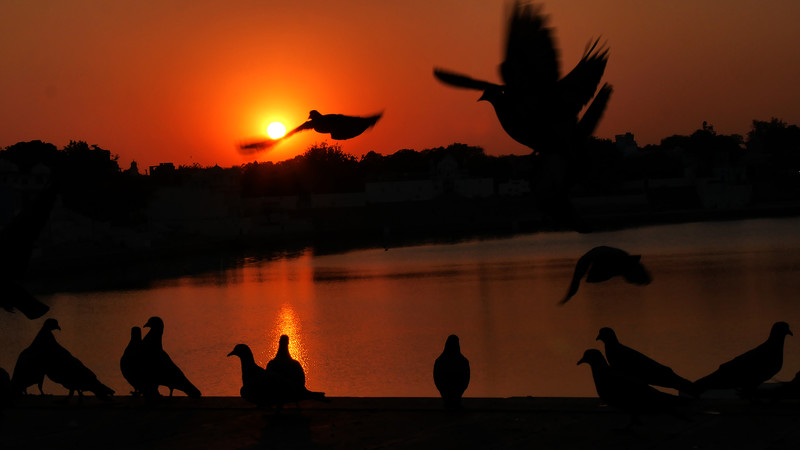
(266, 122, 286, 139)
(239, 109, 382, 154)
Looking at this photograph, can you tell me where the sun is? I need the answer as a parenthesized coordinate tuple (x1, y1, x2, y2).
(267, 121, 287, 139)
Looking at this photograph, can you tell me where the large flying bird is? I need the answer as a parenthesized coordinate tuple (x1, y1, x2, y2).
(434, 2, 611, 158)
(434, 2, 612, 228)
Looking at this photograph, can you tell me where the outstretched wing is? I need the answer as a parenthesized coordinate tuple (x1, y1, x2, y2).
(500, 1, 559, 91)
(558, 39, 610, 115)
(577, 83, 613, 138)
(433, 68, 501, 91)
(237, 121, 311, 154)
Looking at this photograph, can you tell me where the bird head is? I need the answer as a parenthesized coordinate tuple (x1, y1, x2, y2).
(43, 318, 60, 331)
(577, 349, 606, 367)
(308, 110, 322, 120)
(444, 334, 461, 353)
(596, 327, 617, 343)
(227, 344, 252, 358)
(771, 322, 793, 338)
(143, 316, 164, 331)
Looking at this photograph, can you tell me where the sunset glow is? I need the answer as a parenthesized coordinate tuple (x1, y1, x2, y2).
(267, 122, 287, 139)
(2, 1, 800, 169)
(272, 304, 306, 370)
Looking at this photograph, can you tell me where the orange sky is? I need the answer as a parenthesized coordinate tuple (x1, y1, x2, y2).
(2, 0, 799, 170)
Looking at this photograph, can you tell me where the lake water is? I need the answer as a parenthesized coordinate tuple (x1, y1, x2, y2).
(3, 217, 800, 398)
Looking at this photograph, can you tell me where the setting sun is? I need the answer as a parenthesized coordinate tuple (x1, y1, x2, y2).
(267, 121, 287, 139)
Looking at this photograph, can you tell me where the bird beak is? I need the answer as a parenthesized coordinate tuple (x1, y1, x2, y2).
(577, 358, 587, 366)
(226, 351, 234, 357)
(595, 334, 601, 341)
(790, 329, 794, 336)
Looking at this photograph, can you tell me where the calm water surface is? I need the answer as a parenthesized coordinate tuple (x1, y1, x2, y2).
(3, 218, 800, 398)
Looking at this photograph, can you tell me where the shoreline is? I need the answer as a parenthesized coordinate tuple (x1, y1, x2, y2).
(3, 396, 800, 449)
(24, 204, 800, 295)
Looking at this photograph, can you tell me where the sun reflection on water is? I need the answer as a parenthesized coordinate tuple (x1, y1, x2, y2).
(269, 304, 307, 372)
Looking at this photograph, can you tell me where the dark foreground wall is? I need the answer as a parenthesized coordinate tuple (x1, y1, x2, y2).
(2, 396, 800, 449)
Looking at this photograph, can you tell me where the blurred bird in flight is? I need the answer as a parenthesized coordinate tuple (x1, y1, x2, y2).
(240, 110, 382, 153)
(434, 1, 612, 228)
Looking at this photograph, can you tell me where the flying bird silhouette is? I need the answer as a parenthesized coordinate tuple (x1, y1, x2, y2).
(693, 321, 792, 398)
(266, 335, 305, 388)
(228, 343, 327, 412)
(140, 316, 201, 399)
(433, 3, 610, 156)
(596, 327, 694, 394)
(120, 326, 145, 396)
(240, 110, 382, 153)
(433, 334, 471, 409)
(434, 2, 611, 228)
(0, 181, 58, 319)
(11, 318, 61, 395)
(560, 246, 651, 305)
(43, 321, 114, 401)
(578, 349, 689, 426)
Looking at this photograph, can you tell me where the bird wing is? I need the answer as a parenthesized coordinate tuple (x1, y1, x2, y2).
(500, 2, 560, 91)
(46, 346, 112, 396)
(616, 343, 691, 390)
(576, 83, 613, 138)
(717, 342, 771, 372)
(433, 68, 502, 91)
(156, 350, 201, 397)
(327, 113, 382, 140)
(237, 121, 309, 154)
(557, 39, 609, 115)
(559, 251, 594, 305)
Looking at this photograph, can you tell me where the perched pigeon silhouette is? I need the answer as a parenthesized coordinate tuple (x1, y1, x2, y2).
(266, 335, 305, 388)
(140, 316, 201, 398)
(11, 317, 60, 395)
(434, 2, 611, 228)
(578, 349, 689, 425)
(433, 334, 470, 409)
(560, 246, 651, 305)
(120, 326, 145, 396)
(0, 181, 58, 319)
(228, 344, 327, 412)
(693, 322, 793, 398)
(240, 110, 382, 153)
(43, 321, 114, 401)
(596, 327, 694, 394)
